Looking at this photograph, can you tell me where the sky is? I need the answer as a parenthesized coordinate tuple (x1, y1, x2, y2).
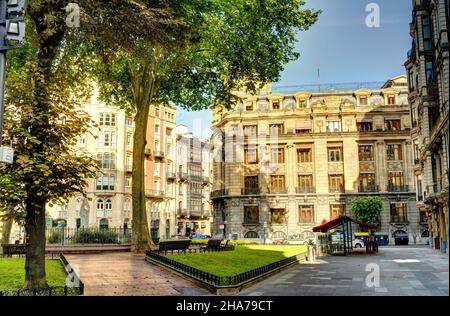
(176, 0, 413, 138)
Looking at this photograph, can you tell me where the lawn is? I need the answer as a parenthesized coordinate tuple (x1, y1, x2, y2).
(0, 258, 67, 291)
(166, 245, 307, 277)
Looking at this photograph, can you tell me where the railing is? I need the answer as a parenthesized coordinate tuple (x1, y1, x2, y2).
(241, 188, 261, 195)
(202, 176, 210, 183)
(268, 188, 288, 194)
(177, 209, 188, 216)
(166, 171, 176, 179)
(146, 189, 165, 198)
(391, 216, 408, 223)
(387, 185, 410, 192)
(46, 227, 132, 245)
(211, 189, 228, 198)
(358, 185, 379, 193)
(243, 219, 259, 225)
(295, 187, 316, 194)
(154, 151, 164, 158)
(178, 172, 188, 180)
(146, 251, 306, 287)
(0, 286, 83, 296)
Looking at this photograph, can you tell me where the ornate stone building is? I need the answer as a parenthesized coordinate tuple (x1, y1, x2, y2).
(211, 76, 424, 244)
(405, 0, 449, 253)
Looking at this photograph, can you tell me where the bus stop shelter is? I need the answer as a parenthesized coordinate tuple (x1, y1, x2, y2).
(313, 216, 379, 256)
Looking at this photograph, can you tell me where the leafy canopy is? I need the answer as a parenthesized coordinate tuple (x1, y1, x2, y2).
(350, 197, 383, 225)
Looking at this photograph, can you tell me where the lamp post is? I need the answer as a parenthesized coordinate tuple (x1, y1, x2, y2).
(0, 0, 28, 163)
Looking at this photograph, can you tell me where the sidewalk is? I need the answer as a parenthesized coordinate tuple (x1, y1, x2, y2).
(64, 252, 209, 296)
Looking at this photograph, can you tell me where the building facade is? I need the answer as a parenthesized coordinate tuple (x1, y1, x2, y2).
(211, 76, 424, 244)
(47, 90, 177, 236)
(174, 125, 213, 236)
(405, 0, 449, 253)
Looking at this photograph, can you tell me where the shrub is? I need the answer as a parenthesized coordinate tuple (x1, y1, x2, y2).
(73, 229, 119, 244)
(350, 197, 383, 225)
(47, 231, 62, 244)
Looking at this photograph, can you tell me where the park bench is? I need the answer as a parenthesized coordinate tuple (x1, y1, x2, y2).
(157, 239, 191, 255)
(1, 244, 27, 257)
(200, 239, 222, 252)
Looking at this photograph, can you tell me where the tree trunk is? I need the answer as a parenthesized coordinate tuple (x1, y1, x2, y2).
(1, 216, 13, 244)
(23, 196, 48, 289)
(131, 102, 153, 252)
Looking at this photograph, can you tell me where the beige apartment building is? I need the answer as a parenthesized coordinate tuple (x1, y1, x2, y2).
(211, 76, 424, 244)
(174, 125, 213, 237)
(405, 0, 449, 253)
(47, 89, 177, 236)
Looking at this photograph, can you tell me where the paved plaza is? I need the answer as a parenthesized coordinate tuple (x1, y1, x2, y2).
(239, 246, 449, 296)
(65, 252, 209, 296)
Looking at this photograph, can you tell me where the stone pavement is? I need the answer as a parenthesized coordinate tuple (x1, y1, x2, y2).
(239, 246, 449, 296)
(65, 252, 209, 296)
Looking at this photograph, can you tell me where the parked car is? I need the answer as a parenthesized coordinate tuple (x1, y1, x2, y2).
(170, 235, 187, 239)
(331, 231, 365, 248)
(273, 231, 316, 245)
(190, 234, 211, 239)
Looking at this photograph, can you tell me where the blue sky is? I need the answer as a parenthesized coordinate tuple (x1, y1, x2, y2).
(176, 0, 412, 138)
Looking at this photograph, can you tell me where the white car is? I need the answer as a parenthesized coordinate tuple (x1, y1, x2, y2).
(352, 238, 365, 248)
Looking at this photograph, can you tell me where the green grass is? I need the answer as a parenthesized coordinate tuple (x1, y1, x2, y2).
(166, 245, 307, 277)
(0, 258, 67, 291)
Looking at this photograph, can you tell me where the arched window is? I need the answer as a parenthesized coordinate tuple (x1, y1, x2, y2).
(105, 199, 113, 217)
(244, 231, 259, 238)
(99, 218, 109, 229)
(421, 230, 429, 238)
(273, 231, 286, 239)
(96, 199, 104, 211)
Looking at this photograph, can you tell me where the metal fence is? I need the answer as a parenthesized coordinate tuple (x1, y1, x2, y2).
(46, 227, 132, 245)
(0, 286, 83, 296)
(146, 251, 305, 287)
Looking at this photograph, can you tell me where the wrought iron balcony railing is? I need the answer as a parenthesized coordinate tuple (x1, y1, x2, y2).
(387, 185, 409, 192)
(211, 189, 229, 199)
(241, 188, 261, 195)
(358, 185, 379, 193)
(145, 189, 165, 198)
(243, 219, 260, 225)
(268, 188, 288, 194)
(295, 187, 316, 194)
(154, 151, 164, 159)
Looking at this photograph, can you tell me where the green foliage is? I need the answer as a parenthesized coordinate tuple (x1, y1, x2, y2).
(166, 245, 307, 278)
(46, 230, 63, 244)
(0, 258, 67, 291)
(350, 197, 384, 225)
(73, 230, 119, 244)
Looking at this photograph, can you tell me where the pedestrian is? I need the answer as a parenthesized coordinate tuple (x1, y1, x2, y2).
(412, 231, 417, 244)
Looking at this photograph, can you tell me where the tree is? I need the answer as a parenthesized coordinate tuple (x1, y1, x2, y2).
(0, 0, 177, 289)
(91, 0, 320, 252)
(350, 197, 383, 226)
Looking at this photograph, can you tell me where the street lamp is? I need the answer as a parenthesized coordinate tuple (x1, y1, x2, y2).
(0, 0, 28, 163)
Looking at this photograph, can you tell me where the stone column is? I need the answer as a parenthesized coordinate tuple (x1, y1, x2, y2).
(376, 141, 386, 191)
(286, 143, 295, 193)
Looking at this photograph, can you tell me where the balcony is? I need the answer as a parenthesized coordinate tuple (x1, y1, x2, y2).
(358, 185, 379, 193)
(268, 188, 288, 194)
(145, 189, 165, 198)
(241, 188, 261, 195)
(178, 172, 188, 181)
(177, 209, 188, 217)
(211, 189, 229, 199)
(144, 148, 151, 157)
(243, 219, 260, 225)
(387, 185, 410, 192)
(166, 171, 176, 180)
(154, 151, 164, 159)
(189, 210, 203, 217)
(390, 216, 408, 224)
(202, 176, 210, 184)
(295, 187, 316, 194)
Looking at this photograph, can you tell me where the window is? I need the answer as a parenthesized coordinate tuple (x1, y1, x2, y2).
(297, 148, 312, 163)
(96, 199, 112, 218)
(244, 206, 259, 224)
(271, 209, 286, 224)
(330, 204, 345, 219)
(99, 113, 116, 127)
(422, 16, 432, 51)
(328, 146, 343, 162)
(357, 122, 373, 132)
(126, 133, 132, 148)
(298, 175, 314, 193)
(126, 154, 132, 172)
(387, 144, 403, 160)
(358, 145, 374, 161)
(385, 119, 401, 131)
(359, 96, 368, 105)
(99, 219, 109, 229)
(272, 101, 280, 110)
(244, 176, 259, 194)
(245, 231, 259, 238)
(269, 124, 284, 135)
(298, 205, 314, 223)
(125, 118, 133, 126)
(329, 174, 344, 193)
(243, 125, 257, 138)
(271, 147, 285, 164)
(425, 60, 434, 84)
(390, 203, 407, 223)
(97, 152, 116, 169)
(326, 121, 341, 133)
(244, 146, 258, 164)
(387, 95, 396, 105)
(246, 102, 253, 111)
(155, 108, 160, 118)
(97, 131, 116, 148)
(96, 175, 115, 191)
(388, 172, 404, 189)
(270, 175, 286, 193)
(298, 100, 307, 108)
(359, 173, 376, 192)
